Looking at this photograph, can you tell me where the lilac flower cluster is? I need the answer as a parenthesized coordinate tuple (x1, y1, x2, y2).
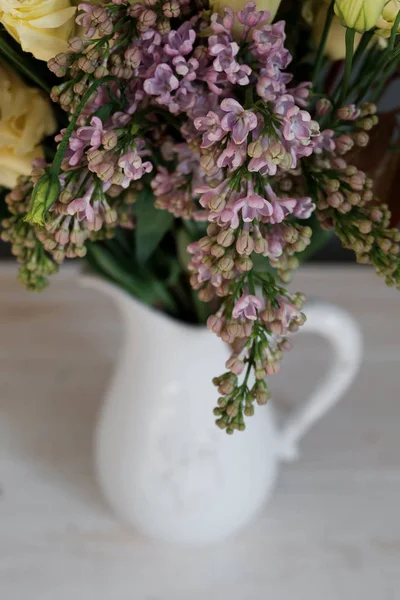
(5, 0, 398, 432)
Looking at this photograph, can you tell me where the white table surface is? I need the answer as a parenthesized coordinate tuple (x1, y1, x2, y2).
(0, 265, 399, 600)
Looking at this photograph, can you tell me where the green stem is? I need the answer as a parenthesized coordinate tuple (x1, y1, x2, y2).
(389, 9, 400, 51)
(338, 28, 356, 107)
(242, 339, 256, 390)
(0, 34, 51, 93)
(352, 29, 374, 67)
(312, 0, 335, 90)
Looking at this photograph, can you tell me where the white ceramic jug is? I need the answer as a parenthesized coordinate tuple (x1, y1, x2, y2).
(82, 276, 362, 545)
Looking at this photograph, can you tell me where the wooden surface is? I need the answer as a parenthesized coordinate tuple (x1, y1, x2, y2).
(0, 265, 399, 600)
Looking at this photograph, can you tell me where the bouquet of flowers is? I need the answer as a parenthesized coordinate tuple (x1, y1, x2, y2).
(1, 0, 399, 434)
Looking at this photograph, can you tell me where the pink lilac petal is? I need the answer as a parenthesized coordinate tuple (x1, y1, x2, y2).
(232, 294, 263, 320)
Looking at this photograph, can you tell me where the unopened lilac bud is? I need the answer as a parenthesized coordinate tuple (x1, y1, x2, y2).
(379, 238, 392, 253)
(125, 46, 141, 68)
(94, 65, 109, 79)
(206, 223, 218, 237)
(209, 194, 226, 212)
(247, 140, 263, 158)
(55, 219, 71, 245)
(48, 57, 66, 77)
(316, 98, 331, 116)
(98, 18, 113, 36)
(347, 192, 361, 206)
(70, 220, 86, 246)
(350, 173, 365, 191)
(200, 153, 216, 174)
(255, 382, 271, 405)
(336, 135, 354, 155)
(327, 192, 344, 208)
(354, 131, 369, 147)
(163, 0, 180, 18)
(207, 314, 223, 334)
(85, 46, 100, 61)
(226, 322, 243, 338)
(60, 88, 74, 107)
(337, 104, 360, 121)
(358, 117, 375, 131)
(102, 200, 118, 224)
(102, 131, 118, 150)
(53, 248, 65, 263)
(266, 361, 280, 375)
(110, 171, 125, 186)
(198, 286, 214, 302)
(217, 228, 235, 247)
(87, 149, 104, 165)
(128, 2, 144, 17)
(235, 256, 253, 272)
(358, 221, 372, 234)
(324, 179, 340, 193)
(269, 320, 283, 335)
(75, 245, 87, 258)
(236, 233, 254, 256)
(65, 245, 77, 259)
(370, 208, 383, 223)
(283, 227, 298, 244)
(218, 256, 234, 272)
(73, 79, 88, 95)
(254, 236, 268, 255)
(77, 56, 95, 74)
(87, 213, 103, 232)
(198, 236, 214, 252)
(157, 17, 171, 34)
(345, 165, 357, 176)
(360, 102, 377, 117)
(218, 378, 236, 396)
(244, 406, 255, 417)
(339, 201, 352, 214)
(68, 37, 84, 52)
(226, 356, 245, 375)
(211, 244, 225, 258)
(95, 162, 115, 181)
(203, 255, 214, 269)
(138, 8, 157, 28)
(260, 307, 275, 322)
(279, 339, 292, 352)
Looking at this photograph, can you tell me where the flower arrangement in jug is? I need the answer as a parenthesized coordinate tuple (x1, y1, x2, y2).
(1, 0, 400, 433)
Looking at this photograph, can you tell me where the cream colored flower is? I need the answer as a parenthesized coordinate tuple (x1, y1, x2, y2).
(376, 0, 400, 38)
(0, 61, 56, 188)
(334, 0, 387, 33)
(211, 0, 282, 38)
(0, 0, 76, 61)
(304, 0, 361, 61)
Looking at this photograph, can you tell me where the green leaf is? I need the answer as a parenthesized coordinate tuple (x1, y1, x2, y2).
(297, 217, 333, 263)
(176, 227, 192, 272)
(94, 103, 115, 123)
(86, 242, 157, 303)
(134, 188, 174, 265)
(86, 242, 179, 315)
(0, 28, 52, 93)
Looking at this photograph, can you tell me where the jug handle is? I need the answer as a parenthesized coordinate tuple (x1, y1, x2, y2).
(277, 302, 363, 461)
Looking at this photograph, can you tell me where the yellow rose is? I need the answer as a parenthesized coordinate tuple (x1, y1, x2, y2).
(304, 0, 361, 61)
(211, 0, 282, 38)
(376, 0, 400, 38)
(0, 61, 56, 188)
(0, 0, 76, 61)
(334, 0, 387, 33)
